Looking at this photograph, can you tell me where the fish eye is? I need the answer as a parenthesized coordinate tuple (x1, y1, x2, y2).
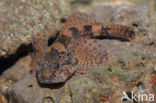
(38, 62, 44, 68)
(47, 63, 51, 69)
(55, 64, 60, 68)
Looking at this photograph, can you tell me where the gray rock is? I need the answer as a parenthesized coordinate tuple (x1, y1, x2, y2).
(0, 0, 71, 57)
(1, 1, 156, 103)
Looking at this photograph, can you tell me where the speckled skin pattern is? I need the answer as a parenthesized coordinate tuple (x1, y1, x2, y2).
(31, 12, 135, 84)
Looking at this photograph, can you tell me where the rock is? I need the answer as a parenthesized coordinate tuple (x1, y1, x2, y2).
(0, 55, 32, 87)
(0, 1, 156, 103)
(88, 3, 150, 34)
(8, 74, 71, 103)
(0, 0, 71, 58)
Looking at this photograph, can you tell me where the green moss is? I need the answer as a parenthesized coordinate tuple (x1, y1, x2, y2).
(117, 59, 130, 70)
(72, 77, 95, 87)
(106, 63, 134, 81)
(112, 70, 135, 81)
(92, 65, 117, 85)
(133, 51, 143, 60)
(93, 69, 110, 84)
(74, 77, 85, 85)
(93, 60, 135, 83)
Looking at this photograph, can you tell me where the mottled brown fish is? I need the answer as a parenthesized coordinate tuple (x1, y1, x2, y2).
(31, 12, 135, 84)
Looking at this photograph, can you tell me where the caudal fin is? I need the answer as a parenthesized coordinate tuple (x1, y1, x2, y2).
(102, 24, 135, 39)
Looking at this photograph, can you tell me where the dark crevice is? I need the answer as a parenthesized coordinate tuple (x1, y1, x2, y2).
(108, 68, 112, 72)
(149, 41, 155, 46)
(48, 32, 59, 46)
(132, 23, 139, 27)
(28, 84, 33, 88)
(60, 18, 67, 23)
(68, 84, 74, 103)
(92, 36, 130, 42)
(136, 81, 144, 87)
(0, 43, 33, 75)
(70, 0, 92, 5)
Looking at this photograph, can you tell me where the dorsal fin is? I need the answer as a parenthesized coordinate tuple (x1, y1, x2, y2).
(32, 34, 48, 54)
(62, 12, 100, 30)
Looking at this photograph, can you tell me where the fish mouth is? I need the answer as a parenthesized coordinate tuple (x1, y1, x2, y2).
(36, 69, 66, 84)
